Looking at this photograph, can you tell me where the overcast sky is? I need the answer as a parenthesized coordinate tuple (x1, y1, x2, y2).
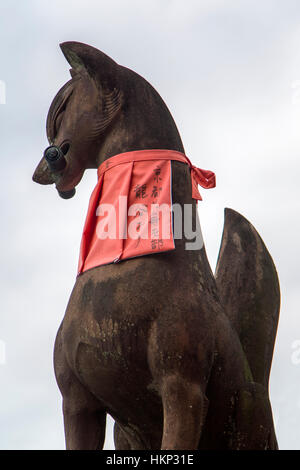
(0, 0, 300, 450)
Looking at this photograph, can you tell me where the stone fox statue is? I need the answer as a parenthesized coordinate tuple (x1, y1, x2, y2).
(33, 42, 280, 450)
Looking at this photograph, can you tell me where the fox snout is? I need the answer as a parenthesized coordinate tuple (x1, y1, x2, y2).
(32, 156, 54, 185)
(33, 145, 76, 199)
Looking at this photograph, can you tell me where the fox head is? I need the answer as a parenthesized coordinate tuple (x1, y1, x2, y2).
(33, 41, 183, 198)
(32, 42, 124, 198)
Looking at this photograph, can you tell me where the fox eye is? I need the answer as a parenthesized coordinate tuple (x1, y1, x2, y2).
(54, 109, 65, 135)
(47, 83, 73, 143)
(54, 91, 72, 135)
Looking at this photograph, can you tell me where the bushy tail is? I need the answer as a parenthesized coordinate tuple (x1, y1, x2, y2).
(215, 208, 280, 389)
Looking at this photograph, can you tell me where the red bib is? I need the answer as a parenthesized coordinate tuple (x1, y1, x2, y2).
(78, 149, 215, 274)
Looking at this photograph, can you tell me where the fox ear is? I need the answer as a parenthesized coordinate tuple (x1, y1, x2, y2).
(59, 42, 123, 140)
(60, 41, 120, 88)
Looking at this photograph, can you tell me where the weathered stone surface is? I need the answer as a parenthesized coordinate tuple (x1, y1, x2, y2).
(215, 208, 280, 389)
(33, 42, 280, 450)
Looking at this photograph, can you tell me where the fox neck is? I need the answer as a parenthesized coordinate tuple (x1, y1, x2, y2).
(89, 69, 208, 260)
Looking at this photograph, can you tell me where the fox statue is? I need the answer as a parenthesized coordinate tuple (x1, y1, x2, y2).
(33, 42, 280, 450)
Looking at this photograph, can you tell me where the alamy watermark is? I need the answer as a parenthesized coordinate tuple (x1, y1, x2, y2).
(0, 340, 6, 365)
(291, 339, 300, 365)
(95, 197, 203, 250)
(0, 80, 6, 104)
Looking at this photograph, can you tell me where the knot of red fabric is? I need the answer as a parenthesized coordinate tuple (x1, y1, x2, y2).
(190, 166, 216, 201)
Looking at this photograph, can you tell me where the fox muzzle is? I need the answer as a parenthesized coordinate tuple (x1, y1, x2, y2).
(43, 145, 76, 199)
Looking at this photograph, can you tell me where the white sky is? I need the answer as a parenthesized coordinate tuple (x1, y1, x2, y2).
(0, 0, 300, 450)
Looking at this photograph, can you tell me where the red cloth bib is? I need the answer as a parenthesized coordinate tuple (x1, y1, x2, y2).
(78, 149, 215, 274)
